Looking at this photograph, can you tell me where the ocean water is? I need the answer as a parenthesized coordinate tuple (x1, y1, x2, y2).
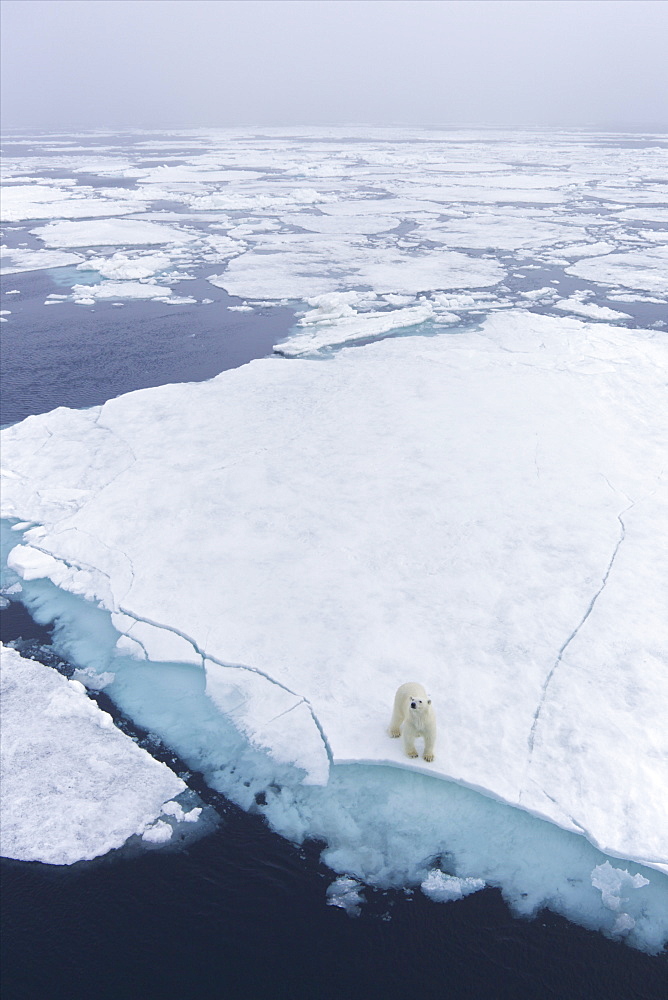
(1, 128, 667, 998)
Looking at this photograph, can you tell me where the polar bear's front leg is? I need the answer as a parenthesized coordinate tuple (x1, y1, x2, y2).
(402, 728, 419, 758)
(422, 735, 435, 763)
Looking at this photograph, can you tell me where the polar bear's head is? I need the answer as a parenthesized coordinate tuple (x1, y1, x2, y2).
(409, 696, 432, 714)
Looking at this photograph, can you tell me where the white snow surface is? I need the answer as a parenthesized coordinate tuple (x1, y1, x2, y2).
(2, 310, 667, 874)
(0, 645, 186, 864)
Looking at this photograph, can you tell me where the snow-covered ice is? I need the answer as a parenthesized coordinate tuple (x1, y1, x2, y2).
(77, 252, 172, 280)
(2, 310, 667, 881)
(1, 247, 85, 274)
(32, 218, 199, 248)
(554, 296, 632, 321)
(0, 644, 190, 864)
(70, 281, 175, 303)
(1, 184, 145, 223)
(566, 247, 668, 295)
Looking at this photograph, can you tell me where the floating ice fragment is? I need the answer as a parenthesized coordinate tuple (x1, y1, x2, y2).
(71, 281, 174, 302)
(141, 820, 173, 844)
(79, 252, 172, 280)
(161, 800, 202, 824)
(420, 870, 486, 903)
(326, 876, 365, 916)
(554, 297, 631, 321)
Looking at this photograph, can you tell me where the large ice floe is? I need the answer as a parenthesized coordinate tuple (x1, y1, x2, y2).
(1, 307, 667, 951)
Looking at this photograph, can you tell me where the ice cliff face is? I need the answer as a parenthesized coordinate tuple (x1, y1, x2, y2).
(2, 310, 666, 878)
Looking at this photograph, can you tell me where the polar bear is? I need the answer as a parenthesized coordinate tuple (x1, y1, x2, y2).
(388, 682, 436, 762)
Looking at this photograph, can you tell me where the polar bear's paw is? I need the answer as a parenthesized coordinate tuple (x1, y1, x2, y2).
(388, 728, 401, 738)
(406, 749, 419, 758)
(423, 752, 434, 762)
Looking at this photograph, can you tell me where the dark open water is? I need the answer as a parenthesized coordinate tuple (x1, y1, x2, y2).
(1, 273, 666, 1000)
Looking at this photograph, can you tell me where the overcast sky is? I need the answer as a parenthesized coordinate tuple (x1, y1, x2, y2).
(2, 0, 667, 130)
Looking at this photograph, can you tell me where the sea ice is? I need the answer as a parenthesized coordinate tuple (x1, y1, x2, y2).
(566, 247, 668, 294)
(281, 213, 399, 235)
(211, 240, 504, 301)
(420, 870, 486, 903)
(32, 218, 199, 248)
(414, 216, 580, 251)
(0, 247, 85, 274)
(276, 293, 435, 355)
(78, 252, 172, 280)
(0, 645, 188, 864)
(0, 184, 145, 223)
(554, 297, 631, 321)
(326, 876, 365, 915)
(70, 281, 175, 303)
(2, 310, 666, 878)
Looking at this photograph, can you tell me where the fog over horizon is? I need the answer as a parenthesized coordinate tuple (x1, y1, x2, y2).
(1, 0, 667, 132)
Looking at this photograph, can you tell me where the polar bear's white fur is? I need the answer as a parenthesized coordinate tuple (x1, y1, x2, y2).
(388, 682, 436, 762)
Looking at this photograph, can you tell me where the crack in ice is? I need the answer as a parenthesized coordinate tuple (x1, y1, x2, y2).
(118, 605, 334, 766)
(524, 490, 635, 770)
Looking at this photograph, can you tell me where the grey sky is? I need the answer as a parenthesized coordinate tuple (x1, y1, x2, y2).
(2, 0, 667, 130)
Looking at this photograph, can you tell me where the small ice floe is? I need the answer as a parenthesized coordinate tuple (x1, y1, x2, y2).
(161, 799, 202, 824)
(141, 820, 173, 844)
(0, 645, 186, 865)
(326, 876, 365, 916)
(70, 281, 177, 305)
(554, 291, 631, 321)
(78, 251, 171, 280)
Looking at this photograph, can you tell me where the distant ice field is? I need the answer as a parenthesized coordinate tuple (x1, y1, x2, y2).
(1, 127, 667, 954)
(2, 125, 666, 345)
